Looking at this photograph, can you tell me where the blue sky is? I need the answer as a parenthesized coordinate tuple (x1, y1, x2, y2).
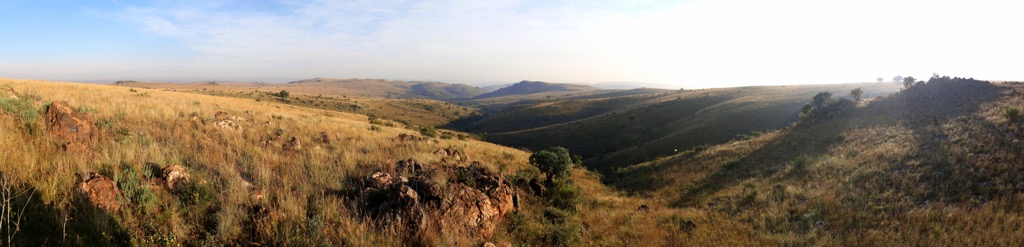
(1, 0, 1022, 88)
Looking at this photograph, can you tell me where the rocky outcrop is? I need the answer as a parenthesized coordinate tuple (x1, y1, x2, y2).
(356, 162, 519, 242)
(46, 101, 96, 153)
(76, 172, 122, 211)
(161, 165, 191, 192)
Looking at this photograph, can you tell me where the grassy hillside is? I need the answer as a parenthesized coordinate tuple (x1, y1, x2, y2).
(0, 79, 769, 246)
(611, 77, 1024, 245)
(120, 82, 479, 127)
(483, 83, 902, 172)
(125, 78, 485, 100)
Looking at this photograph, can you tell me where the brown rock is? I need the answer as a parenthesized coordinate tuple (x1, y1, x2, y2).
(214, 119, 241, 131)
(76, 172, 121, 211)
(214, 111, 230, 120)
(365, 172, 394, 189)
(162, 165, 191, 191)
(46, 101, 96, 150)
(283, 136, 302, 150)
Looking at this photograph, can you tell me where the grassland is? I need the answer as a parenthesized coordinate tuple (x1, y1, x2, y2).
(3, 77, 1021, 246)
(1, 78, 761, 246)
(611, 78, 1024, 245)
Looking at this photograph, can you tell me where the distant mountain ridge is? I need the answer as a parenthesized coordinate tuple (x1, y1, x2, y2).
(286, 78, 486, 100)
(473, 80, 600, 99)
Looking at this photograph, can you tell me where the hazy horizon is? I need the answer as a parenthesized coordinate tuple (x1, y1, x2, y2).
(2, 0, 1022, 89)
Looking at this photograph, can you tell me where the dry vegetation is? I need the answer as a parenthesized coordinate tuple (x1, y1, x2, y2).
(612, 77, 1024, 245)
(122, 83, 478, 128)
(0, 79, 718, 246)
(3, 77, 1020, 246)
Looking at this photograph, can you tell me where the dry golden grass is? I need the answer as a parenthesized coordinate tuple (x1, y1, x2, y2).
(0, 78, 698, 246)
(612, 79, 1024, 245)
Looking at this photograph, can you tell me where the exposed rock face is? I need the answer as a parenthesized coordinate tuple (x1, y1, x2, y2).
(161, 165, 191, 192)
(76, 172, 121, 211)
(357, 163, 519, 242)
(46, 101, 96, 153)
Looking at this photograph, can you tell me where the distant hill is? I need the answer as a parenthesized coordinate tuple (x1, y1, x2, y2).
(480, 83, 512, 92)
(473, 80, 600, 99)
(287, 78, 486, 100)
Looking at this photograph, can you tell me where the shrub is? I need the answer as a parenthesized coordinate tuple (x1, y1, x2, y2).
(850, 88, 864, 102)
(546, 180, 581, 211)
(549, 223, 582, 247)
(799, 104, 813, 118)
(276, 90, 290, 99)
(1006, 107, 1024, 123)
(0, 96, 39, 123)
(812, 92, 832, 107)
(116, 166, 158, 211)
(419, 126, 438, 138)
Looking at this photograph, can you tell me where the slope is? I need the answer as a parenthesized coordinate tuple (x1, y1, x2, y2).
(473, 80, 601, 99)
(484, 83, 902, 172)
(611, 77, 1024, 245)
(0, 78, 768, 246)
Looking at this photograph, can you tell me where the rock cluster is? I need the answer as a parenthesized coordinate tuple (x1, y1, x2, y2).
(358, 162, 519, 241)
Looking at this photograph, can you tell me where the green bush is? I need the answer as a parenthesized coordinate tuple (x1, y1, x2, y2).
(0, 96, 40, 123)
(116, 166, 158, 211)
(546, 180, 581, 211)
(419, 126, 438, 138)
(1005, 107, 1023, 123)
(549, 223, 582, 247)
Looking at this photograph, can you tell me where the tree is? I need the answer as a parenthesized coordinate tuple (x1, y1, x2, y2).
(893, 75, 904, 83)
(276, 90, 290, 99)
(812, 92, 832, 107)
(876, 77, 884, 83)
(850, 88, 864, 102)
(903, 76, 916, 90)
(529, 146, 574, 183)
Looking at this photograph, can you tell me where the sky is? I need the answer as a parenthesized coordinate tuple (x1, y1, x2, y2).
(1, 0, 1022, 89)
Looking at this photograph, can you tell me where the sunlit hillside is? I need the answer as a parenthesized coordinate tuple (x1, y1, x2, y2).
(481, 82, 903, 172)
(1, 79, 766, 246)
(612, 77, 1024, 245)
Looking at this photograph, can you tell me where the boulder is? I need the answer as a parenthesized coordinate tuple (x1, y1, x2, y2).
(161, 164, 191, 192)
(214, 119, 241, 131)
(46, 101, 96, 151)
(76, 172, 121, 211)
(214, 111, 230, 121)
(365, 172, 394, 189)
(283, 136, 302, 150)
